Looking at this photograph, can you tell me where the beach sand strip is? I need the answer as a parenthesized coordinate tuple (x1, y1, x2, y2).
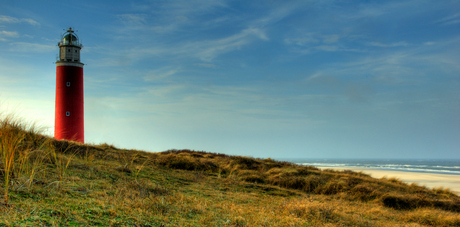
(318, 167, 460, 195)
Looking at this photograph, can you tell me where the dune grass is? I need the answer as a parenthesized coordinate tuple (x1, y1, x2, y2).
(0, 115, 459, 226)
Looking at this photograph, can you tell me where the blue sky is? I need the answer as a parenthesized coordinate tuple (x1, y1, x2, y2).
(1, 0, 459, 159)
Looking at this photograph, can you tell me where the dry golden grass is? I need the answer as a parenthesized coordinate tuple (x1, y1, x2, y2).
(0, 115, 459, 226)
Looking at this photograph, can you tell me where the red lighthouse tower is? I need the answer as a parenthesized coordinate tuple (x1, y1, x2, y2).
(55, 27, 84, 143)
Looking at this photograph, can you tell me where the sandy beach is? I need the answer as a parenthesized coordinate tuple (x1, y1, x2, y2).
(318, 167, 460, 195)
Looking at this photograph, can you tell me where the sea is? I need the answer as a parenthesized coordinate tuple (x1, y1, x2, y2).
(283, 159, 460, 175)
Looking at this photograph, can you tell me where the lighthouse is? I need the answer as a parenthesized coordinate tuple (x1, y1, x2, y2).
(55, 27, 84, 143)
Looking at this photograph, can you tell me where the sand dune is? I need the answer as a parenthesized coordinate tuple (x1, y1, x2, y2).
(318, 167, 460, 195)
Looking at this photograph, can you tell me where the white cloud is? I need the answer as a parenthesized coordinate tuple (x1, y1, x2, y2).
(285, 31, 365, 54)
(367, 41, 409, 47)
(314, 45, 338, 52)
(0, 15, 39, 26)
(252, 2, 306, 27)
(284, 33, 319, 46)
(9, 42, 54, 52)
(160, 0, 228, 16)
(344, 0, 424, 20)
(117, 14, 146, 26)
(0, 30, 19, 37)
(314, 45, 363, 53)
(357, 7, 386, 18)
(306, 73, 342, 86)
(322, 34, 340, 43)
(444, 19, 460, 25)
(436, 13, 460, 25)
(286, 33, 343, 47)
(22, 19, 39, 26)
(194, 63, 219, 69)
(0, 15, 19, 23)
(191, 27, 268, 61)
(143, 67, 181, 82)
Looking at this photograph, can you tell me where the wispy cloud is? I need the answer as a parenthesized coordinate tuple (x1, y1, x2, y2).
(251, 1, 308, 27)
(343, 0, 424, 20)
(119, 27, 269, 63)
(322, 34, 341, 43)
(299, 37, 460, 106)
(9, 42, 54, 52)
(0, 15, 39, 26)
(436, 13, 460, 25)
(117, 14, 146, 26)
(191, 27, 268, 62)
(367, 41, 409, 47)
(143, 67, 181, 82)
(155, 0, 228, 17)
(284, 34, 319, 46)
(0, 30, 18, 37)
(306, 37, 460, 91)
(107, 1, 309, 64)
(0, 30, 18, 41)
(285, 33, 346, 46)
(282, 1, 438, 55)
(115, 0, 228, 34)
(194, 63, 219, 69)
(285, 32, 365, 53)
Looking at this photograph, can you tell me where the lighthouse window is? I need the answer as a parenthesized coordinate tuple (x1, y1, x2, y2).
(66, 111, 70, 117)
(68, 49, 71, 52)
(66, 82, 70, 87)
(75, 50, 78, 53)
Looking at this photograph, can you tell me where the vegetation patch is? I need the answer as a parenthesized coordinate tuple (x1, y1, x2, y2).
(1, 114, 459, 226)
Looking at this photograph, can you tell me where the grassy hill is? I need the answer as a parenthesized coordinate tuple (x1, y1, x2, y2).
(1, 116, 460, 226)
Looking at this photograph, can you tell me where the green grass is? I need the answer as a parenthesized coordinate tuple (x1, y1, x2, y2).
(1, 115, 459, 226)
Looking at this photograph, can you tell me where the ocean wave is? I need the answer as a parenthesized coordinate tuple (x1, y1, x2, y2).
(299, 162, 460, 175)
(433, 165, 460, 169)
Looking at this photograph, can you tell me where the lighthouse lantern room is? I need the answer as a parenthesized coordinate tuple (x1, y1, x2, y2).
(55, 27, 84, 143)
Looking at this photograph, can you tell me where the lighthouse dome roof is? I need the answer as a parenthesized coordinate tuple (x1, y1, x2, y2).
(63, 33, 77, 43)
(59, 27, 82, 47)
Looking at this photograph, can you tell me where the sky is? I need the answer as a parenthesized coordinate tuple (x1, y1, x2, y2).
(0, 0, 459, 159)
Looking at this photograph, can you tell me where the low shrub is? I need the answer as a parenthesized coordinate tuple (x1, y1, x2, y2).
(304, 175, 324, 193)
(379, 191, 460, 212)
(240, 174, 265, 184)
(154, 153, 219, 172)
(268, 175, 306, 190)
(317, 180, 347, 195)
(348, 184, 380, 201)
(231, 156, 261, 170)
